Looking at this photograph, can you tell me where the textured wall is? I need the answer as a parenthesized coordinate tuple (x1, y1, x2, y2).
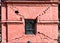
(1, 3, 58, 43)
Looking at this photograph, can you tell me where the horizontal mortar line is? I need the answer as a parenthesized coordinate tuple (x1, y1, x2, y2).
(0, 1, 59, 4)
(0, 19, 59, 21)
(0, 20, 59, 24)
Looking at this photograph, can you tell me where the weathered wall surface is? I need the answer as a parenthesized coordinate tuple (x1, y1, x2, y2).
(1, 3, 58, 43)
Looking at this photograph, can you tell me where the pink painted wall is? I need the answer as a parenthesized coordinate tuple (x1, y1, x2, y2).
(2, 3, 58, 43)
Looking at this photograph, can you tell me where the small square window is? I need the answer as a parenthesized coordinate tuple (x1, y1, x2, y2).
(25, 19, 36, 34)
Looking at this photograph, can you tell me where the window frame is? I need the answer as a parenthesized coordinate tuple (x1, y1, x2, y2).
(25, 19, 37, 35)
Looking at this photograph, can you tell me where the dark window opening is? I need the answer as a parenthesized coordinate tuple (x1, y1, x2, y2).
(25, 19, 37, 34)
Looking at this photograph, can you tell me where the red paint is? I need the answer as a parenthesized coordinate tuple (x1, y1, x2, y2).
(1, 0, 58, 43)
